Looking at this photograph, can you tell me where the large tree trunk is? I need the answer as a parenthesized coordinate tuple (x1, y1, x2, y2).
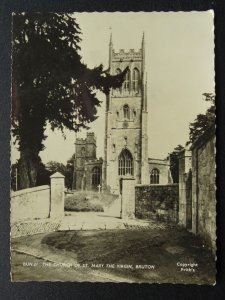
(18, 151, 39, 189)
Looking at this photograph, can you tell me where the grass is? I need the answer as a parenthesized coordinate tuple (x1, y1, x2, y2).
(64, 191, 118, 212)
(40, 227, 216, 284)
(11, 225, 215, 283)
(65, 195, 104, 212)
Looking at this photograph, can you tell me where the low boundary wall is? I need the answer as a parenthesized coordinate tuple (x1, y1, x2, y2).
(11, 172, 65, 238)
(11, 185, 50, 223)
(135, 184, 179, 223)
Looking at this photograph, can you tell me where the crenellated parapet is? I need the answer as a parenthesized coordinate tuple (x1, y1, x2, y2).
(112, 49, 142, 62)
(76, 138, 86, 145)
(86, 132, 96, 144)
(76, 132, 96, 146)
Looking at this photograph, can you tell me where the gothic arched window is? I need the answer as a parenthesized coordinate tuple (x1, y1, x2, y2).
(150, 168, 160, 184)
(118, 149, 133, 176)
(124, 69, 130, 91)
(132, 68, 140, 91)
(92, 167, 101, 186)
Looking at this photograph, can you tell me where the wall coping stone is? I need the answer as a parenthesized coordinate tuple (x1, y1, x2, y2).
(148, 158, 170, 165)
(50, 172, 65, 178)
(136, 183, 178, 188)
(11, 185, 50, 197)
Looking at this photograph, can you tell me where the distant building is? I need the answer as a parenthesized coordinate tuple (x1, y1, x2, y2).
(148, 158, 172, 185)
(73, 132, 103, 191)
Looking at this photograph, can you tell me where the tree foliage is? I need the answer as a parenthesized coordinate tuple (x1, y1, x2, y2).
(46, 161, 67, 174)
(11, 162, 19, 191)
(169, 144, 184, 183)
(36, 162, 51, 186)
(12, 13, 127, 188)
(65, 154, 75, 189)
(46, 155, 75, 189)
(187, 93, 215, 145)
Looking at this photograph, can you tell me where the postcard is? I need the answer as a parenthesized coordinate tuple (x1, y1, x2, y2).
(11, 11, 215, 284)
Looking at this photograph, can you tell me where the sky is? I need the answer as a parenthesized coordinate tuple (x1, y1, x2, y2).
(11, 11, 214, 165)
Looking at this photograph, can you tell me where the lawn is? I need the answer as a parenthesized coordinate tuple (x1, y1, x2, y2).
(39, 227, 215, 284)
(64, 191, 118, 212)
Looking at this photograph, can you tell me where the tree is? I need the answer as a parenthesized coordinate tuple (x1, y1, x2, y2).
(168, 144, 184, 183)
(65, 154, 75, 189)
(46, 158, 74, 189)
(187, 93, 215, 145)
(11, 162, 19, 191)
(46, 161, 67, 174)
(36, 162, 51, 186)
(12, 13, 127, 188)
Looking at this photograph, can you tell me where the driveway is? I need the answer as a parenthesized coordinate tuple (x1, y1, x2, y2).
(60, 211, 169, 231)
(11, 217, 215, 284)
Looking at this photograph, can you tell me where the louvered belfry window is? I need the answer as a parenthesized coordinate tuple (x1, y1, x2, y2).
(124, 69, 130, 91)
(123, 104, 130, 119)
(132, 68, 139, 91)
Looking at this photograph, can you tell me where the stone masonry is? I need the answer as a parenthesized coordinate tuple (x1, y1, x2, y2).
(135, 184, 179, 223)
(178, 148, 192, 229)
(191, 131, 216, 252)
(103, 33, 149, 194)
(73, 34, 172, 194)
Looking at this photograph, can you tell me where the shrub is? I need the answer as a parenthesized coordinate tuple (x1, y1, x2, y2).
(65, 194, 104, 212)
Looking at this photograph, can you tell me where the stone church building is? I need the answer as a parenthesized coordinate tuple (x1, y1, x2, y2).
(73, 132, 103, 191)
(73, 34, 171, 193)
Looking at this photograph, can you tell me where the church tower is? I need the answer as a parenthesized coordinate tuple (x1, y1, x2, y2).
(103, 34, 149, 194)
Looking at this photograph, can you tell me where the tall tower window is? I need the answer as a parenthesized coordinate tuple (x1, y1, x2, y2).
(150, 168, 160, 184)
(124, 69, 130, 91)
(132, 68, 140, 91)
(81, 147, 85, 156)
(118, 149, 133, 176)
(116, 68, 122, 92)
(123, 104, 130, 119)
(92, 167, 101, 186)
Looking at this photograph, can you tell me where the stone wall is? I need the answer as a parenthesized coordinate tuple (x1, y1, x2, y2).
(135, 184, 179, 223)
(11, 172, 65, 237)
(192, 133, 216, 252)
(11, 185, 50, 223)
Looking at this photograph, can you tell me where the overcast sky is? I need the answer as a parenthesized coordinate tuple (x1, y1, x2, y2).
(11, 11, 214, 164)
